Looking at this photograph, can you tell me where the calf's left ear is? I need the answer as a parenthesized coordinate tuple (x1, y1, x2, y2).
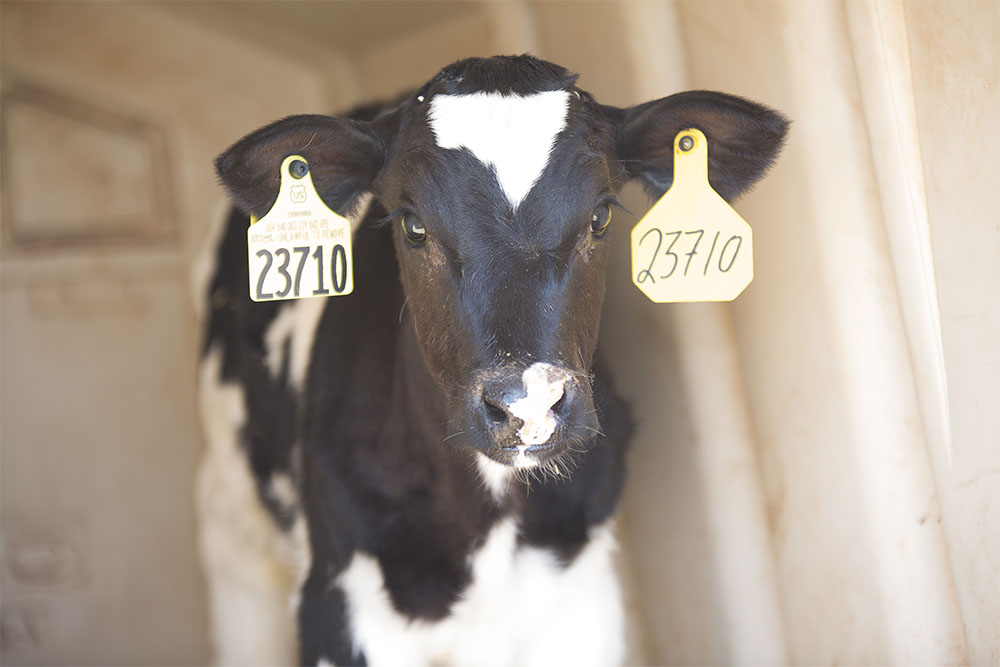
(214, 114, 388, 219)
(610, 90, 789, 201)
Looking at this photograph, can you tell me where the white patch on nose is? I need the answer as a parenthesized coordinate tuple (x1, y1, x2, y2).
(427, 90, 570, 208)
(508, 362, 569, 445)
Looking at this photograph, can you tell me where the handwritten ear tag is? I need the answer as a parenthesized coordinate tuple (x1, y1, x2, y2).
(247, 155, 353, 302)
(630, 129, 753, 303)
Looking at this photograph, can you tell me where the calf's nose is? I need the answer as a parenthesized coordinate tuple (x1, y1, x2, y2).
(479, 362, 573, 446)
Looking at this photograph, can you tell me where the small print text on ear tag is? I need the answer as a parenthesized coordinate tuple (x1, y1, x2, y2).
(630, 129, 753, 303)
(247, 155, 353, 302)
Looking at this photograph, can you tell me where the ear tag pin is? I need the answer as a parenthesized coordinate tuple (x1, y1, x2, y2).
(247, 155, 354, 302)
(630, 129, 753, 303)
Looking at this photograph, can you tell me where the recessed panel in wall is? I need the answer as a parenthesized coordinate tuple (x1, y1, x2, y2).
(1, 85, 173, 249)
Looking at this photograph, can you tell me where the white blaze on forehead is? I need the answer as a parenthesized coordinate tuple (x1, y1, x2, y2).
(508, 362, 570, 445)
(428, 90, 571, 208)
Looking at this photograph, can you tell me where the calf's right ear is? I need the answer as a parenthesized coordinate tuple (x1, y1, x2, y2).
(214, 114, 387, 219)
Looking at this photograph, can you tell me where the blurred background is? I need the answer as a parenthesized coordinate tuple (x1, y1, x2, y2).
(1, 1, 997, 665)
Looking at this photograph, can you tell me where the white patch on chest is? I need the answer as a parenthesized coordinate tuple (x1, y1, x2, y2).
(508, 362, 569, 446)
(337, 520, 624, 667)
(428, 90, 570, 208)
(475, 452, 514, 501)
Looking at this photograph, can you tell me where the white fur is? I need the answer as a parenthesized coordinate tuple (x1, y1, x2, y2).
(196, 348, 301, 666)
(287, 514, 312, 624)
(194, 206, 305, 664)
(475, 452, 514, 501)
(267, 471, 299, 516)
(337, 520, 624, 667)
(263, 298, 327, 387)
(428, 91, 570, 208)
(508, 362, 569, 446)
(195, 193, 373, 665)
(346, 192, 373, 235)
(512, 449, 539, 469)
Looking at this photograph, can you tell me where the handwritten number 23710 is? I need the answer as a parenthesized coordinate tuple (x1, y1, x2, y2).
(635, 228, 742, 285)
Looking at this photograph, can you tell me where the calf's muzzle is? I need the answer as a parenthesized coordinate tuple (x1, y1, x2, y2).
(467, 362, 599, 465)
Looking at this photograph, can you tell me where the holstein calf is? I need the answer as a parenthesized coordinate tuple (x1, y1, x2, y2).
(196, 55, 787, 666)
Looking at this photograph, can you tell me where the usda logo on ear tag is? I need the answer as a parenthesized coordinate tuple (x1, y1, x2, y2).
(630, 129, 753, 303)
(247, 155, 354, 302)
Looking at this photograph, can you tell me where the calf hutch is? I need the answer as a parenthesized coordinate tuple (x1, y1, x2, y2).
(3, 4, 994, 665)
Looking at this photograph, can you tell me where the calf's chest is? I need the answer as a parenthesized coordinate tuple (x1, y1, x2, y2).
(331, 519, 624, 667)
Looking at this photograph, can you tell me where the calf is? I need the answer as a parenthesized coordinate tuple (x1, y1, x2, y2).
(196, 55, 787, 666)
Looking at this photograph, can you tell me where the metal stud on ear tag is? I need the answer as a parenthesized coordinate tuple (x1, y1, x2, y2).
(247, 155, 354, 302)
(630, 129, 753, 303)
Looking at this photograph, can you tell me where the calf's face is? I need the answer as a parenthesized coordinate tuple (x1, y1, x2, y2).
(216, 56, 787, 470)
(377, 76, 623, 468)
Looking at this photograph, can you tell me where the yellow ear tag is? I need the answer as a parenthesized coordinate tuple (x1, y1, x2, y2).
(247, 155, 354, 302)
(630, 129, 753, 302)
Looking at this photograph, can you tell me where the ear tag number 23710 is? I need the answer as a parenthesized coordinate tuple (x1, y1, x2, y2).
(247, 155, 353, 302)
(630, 129, 753, 302)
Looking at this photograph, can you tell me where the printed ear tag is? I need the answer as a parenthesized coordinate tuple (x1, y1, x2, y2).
(630, 129, 753, 303)
(247, 155, 353, 302)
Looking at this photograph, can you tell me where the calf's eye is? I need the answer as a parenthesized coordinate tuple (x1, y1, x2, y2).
(400, 214, 427, 243)
(590, 203, 612, 235)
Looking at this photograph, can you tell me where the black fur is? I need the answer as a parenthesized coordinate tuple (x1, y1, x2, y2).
(214, 115, 383, 220)
(609, 90, 790, 200)
(204, 55, 788, 664)
(421, 54, 579, 97)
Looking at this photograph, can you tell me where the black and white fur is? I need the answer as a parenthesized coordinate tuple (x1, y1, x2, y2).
(195, 56, 787, 666)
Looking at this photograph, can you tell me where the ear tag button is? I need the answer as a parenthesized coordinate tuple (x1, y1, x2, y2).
(630, 129, 753, 303)
(247, 155, 354, 302)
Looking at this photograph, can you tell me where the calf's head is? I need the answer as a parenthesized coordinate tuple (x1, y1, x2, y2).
(216, 56, 787, 471)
